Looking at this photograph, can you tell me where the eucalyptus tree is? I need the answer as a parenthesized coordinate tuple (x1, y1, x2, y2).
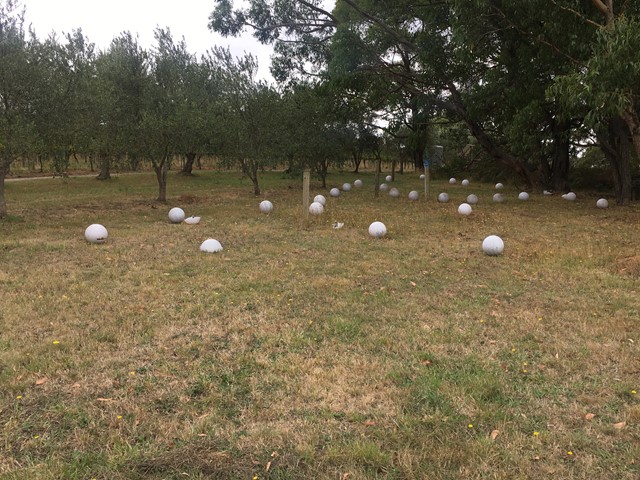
(0, 0, 40, 218)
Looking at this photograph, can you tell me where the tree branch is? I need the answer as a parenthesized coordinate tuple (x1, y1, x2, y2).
(548, 0, 603, 28)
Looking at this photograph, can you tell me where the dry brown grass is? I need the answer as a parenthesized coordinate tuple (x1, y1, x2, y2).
(1, 171, 639, 479)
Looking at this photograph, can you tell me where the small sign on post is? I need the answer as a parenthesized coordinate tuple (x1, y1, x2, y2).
(423, 157, 430, 201)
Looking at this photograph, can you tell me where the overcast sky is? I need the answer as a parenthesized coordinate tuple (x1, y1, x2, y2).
(21, 0, 278, 81)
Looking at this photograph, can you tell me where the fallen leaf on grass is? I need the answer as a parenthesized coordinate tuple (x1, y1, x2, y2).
(613, 421, 626, 429)
(96, 397, 113, 402)
(490, 429, 500, 440)
(364, 420, 376, 426)
(585, 413, 595, 420)
(35, 378, 47, 385)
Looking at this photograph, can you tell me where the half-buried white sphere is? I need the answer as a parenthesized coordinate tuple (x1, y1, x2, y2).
(85, 224, 108, 244)
(200, 239, 223, 253)
(368, 221, 387, 238)
(420, 174, 425, 180)
(495, 183, 504, 190)
(389, 187, 400, 198)
(379, 183, 389, 192)
(168, 207, 186, 223)
(438, 192, 449, 203)
(342, 183, 352, 192)
(449, 178, 457, 184)
(309, 202, 324, 215)
(518, 192, 529, 201)
(563, 192, 576, 201)
(462, 179, 470, 186)
(493, 193, 504, 203)
(385, 175, 393, 182)
(259, 200, 274, 213)
(314, 194, 327, 206)
(330, 188, 341, 197)
(482, 235, 504, 256)
(466, 194, 478, 205)
(408, 191, 419, 201)
(458, 203, 472, 216)
(596, 198, 609, 209)
(354, 179, 363, 188)
(184, 216, 201, 225)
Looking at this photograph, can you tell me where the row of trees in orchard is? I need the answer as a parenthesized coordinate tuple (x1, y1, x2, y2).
(0, 1, 391, 218)
(210, 0, 640, 204)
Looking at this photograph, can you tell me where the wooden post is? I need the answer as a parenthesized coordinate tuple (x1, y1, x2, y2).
(424, 164, 430, 201)
(301, 168, 310, 228)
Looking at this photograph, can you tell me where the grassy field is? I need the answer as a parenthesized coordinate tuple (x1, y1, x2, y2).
(1, 170, 639, 479)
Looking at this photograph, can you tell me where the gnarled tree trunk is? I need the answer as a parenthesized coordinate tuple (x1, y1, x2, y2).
(597, 115, 633, 205)
(180, 152, 197, 175)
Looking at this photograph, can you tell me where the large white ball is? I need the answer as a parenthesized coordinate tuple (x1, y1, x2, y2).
(368, 221, 387, 238)
(495, 183, 504, 190)
(438, 192, 449, 203)
(329, 188, 341, 197)
(482, 235, 504, 256)
(314, 194, 326, 205)
(354, 179, 363, 188)
(84, 224, 108, 244)
(563, 192, 576, 201)
(466, 194, 478, 205)
(309, 202, 324, 215)
(493, 193, 504, 203)
(458, 203, 472, 216)
(518, 192, 529, 201)
(379, 183, 389, 192)
(408, 190, 419, 201)
(596, 198, 609, 209)
(200, 239, 223, 253)
(259, 200, 273, 213)
(389, 187, 400, 198)
(168, 207, 185, 223)
(385, 175, 392, 182)
(419, 174, 425, 180)
(342, 183, 352, 192)
(461, 179, 470, 187)
(449, 178, 457, 184)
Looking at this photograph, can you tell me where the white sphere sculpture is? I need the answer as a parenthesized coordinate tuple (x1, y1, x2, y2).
(482, 235, 504, 256)
(368, 221, 387, 238)
(168, 207, 186, 223)
(518, 192, 529, 201)
(462, 179, 470, 187)
(84, 224, 108, 244)
(466, 194, 478, 205)
(329, 188, 341, 197)
(543, 190, 553, 196)
(596, 198, 609, 209)
(495, 183, 504, 190)
(309, 201, 324, 215)
(259, 200, 274, 213)
(200, 239, 223, 253)
(342, 183, 352, 192)
(493, 193, 504, 203)
(420, 174, 425, 180)
(389, 187, 400, 198)
(379, 183, 389, 192)
(563, 192, 576, 201)
(437, 192, 449, 203)
(458, 203, 472, 216)
(449, 178, 457, 184)
(354, 179, 363, 188)
(184, 216, 201, 225)
(385, 175, 393, 182)
(408, 191, 419, 201)
(313, 194, 326, 206)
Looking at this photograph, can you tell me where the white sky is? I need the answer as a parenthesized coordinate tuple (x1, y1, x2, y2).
(21, 0, 277, 81)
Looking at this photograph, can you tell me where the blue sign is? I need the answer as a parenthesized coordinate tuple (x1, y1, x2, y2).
(423, 158, 430, 168)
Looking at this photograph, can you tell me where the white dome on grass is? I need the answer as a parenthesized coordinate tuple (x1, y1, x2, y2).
(389, 187, 400, 198)
(368, 221, 387, 238)
(385, 175, 393, 182)
(313, 194, 326, 206)
(259, 200, 274, 213)
(420, 174, 425, 180)
(84, 224, 108, 244)
(493, 193, 504, 203)
(329, 188, 341, 197)
(408, 191, 419, 201)
(495, 183, 504, 190)
(449, 178, 457, 184)
(462, 179, 470, 186)
(342, 183, 352, 192)
(309, 202, 324, 215)
(168, 207, 185, 223)
(458, 203, 472, 216)
(518, 192, 529, 201)
(482, 235, 504, 256)
(379, 183, 389, 192)
(184, 216, 200, 225)
(354, 179, 363, 188)
(438, 192, 449, 203)
(596, 198, 609, 209)
(200, 239, 223, 253)
(466, 194, 478, 205)
(562, 192, 576, 201)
